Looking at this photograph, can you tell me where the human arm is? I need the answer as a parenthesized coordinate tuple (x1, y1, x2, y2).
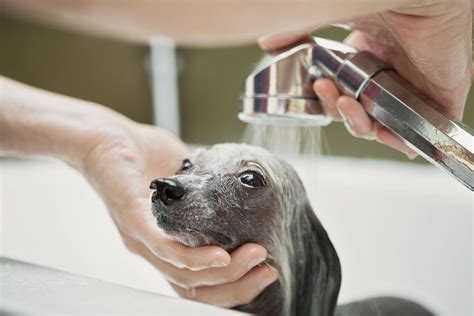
(2, 0, 431, 46)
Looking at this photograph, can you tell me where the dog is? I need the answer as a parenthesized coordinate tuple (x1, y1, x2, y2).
(150, 143, 341, 316)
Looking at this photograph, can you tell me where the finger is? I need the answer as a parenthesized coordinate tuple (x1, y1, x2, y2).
(140, 221, 231, 271)
(124, 238, 192, 286)
(123, 237, 222, 288)
(174, 264, 278, 308)
(136, 242, 268, 288)
(335, 96, 377, 140)
(258, 31, 310, 55)
(344, 30, 394, 63)
(335, 96, 417, 158)
(376, 126, 418, 159)
(313, 79, 343, 121)
(344, 30, 373, 52)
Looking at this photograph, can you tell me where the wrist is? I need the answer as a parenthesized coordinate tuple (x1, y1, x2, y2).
(62, 106, 134, 172)
(0, 76, 133, 170)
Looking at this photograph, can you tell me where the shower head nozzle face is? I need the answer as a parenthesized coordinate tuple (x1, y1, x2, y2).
(240, 93, 331, 126)
(241, 39, 334, 127)
(238, 112, 331, 126)
(240, 37, 360, 127)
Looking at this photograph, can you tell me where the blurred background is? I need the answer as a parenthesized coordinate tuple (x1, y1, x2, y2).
(1, 14, 472, 161)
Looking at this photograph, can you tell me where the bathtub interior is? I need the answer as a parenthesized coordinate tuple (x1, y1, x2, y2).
(0, 156, 472, 315)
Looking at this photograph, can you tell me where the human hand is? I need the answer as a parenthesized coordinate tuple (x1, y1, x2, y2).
(259, 1, 472, 158)
(0, 75, 276, 308)
(80, 118, 276, 307)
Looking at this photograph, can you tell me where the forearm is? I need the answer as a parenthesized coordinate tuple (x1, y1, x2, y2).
(1, 0, 435, 46)
(0, 76, 130, 169)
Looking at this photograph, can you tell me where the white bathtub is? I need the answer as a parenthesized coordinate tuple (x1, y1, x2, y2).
(1, 156, 472, 315)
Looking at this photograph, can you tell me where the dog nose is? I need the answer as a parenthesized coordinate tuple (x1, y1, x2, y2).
(150, 178, 185, 205)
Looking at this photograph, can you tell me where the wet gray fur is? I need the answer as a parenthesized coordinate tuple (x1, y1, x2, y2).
(150, 143, 341, 316)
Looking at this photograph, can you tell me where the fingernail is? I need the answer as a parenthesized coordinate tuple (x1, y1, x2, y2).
(406, 153, 418, 160)
(259, 275, 277, 290)
(339, 110, 359, 137)
(247, 257, 266, 270)
(338, 110, 353, 128)
(210, 260, 227, 268)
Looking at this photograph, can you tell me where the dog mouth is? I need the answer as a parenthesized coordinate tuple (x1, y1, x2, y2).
(205, 230, 233, 245)
(152, 208, 188, 233)
(151, 206, 233, 247)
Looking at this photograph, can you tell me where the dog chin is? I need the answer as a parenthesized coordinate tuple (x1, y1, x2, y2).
(164, 229, 214, 248)
(172, 233, 211, 248)
(153, 213, 210, 248)
(152, 205, 234, 249)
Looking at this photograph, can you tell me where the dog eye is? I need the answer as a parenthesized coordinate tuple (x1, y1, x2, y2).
(180, 159, 192, 171)
(238, 171, 265, 188)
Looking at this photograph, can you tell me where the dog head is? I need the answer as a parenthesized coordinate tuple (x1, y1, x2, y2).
(150, 143, 341, 315)
(150, 143, 283, 252)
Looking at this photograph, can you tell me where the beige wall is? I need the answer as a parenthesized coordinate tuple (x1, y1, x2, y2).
(1, 15, 472, 162)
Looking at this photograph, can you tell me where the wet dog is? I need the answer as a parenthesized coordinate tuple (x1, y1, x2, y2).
(150, 143, 341, 316)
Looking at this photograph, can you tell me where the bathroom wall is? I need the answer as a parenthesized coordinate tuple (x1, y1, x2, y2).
(1, 14, 473, 161)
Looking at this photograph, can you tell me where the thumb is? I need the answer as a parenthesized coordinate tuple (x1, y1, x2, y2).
(343, 30, 395, 65)
(258, 31, 311, 55)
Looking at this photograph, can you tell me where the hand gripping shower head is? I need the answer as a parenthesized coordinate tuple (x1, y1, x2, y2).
(239, 37, 474, 191)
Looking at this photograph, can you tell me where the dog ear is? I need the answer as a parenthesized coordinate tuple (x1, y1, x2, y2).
(292, 200, 342, 316)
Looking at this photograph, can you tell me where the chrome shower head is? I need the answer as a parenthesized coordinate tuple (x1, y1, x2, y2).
(240, 38, 355, 126)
